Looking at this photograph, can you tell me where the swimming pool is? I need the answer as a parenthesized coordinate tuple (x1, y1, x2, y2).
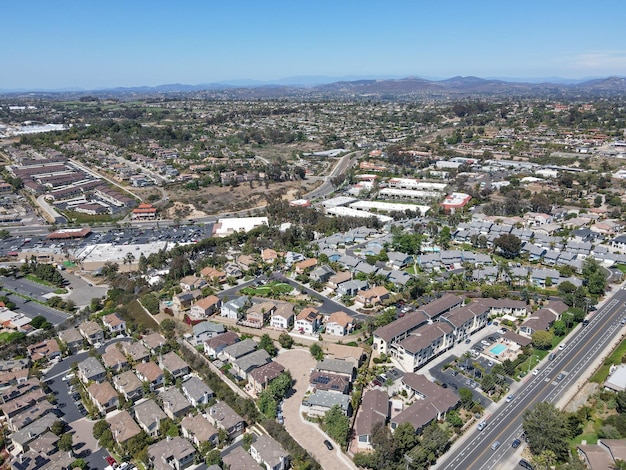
(490, 344, 506, 355)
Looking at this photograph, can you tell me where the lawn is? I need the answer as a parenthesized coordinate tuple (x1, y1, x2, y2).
(590, 337, 626, 383)
(241, 282, 293, 297)
(123, 299, 159, 331)
(615, 264, 626, 275)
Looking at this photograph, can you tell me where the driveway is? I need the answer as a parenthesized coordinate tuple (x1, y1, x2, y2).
(275, 349, 357, 470)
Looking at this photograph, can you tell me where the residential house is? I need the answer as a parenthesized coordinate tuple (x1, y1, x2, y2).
(295, 258, 318, 274)
(325, 311, 354, 337)
(294, 307, 322, 335)
(250, 434, 290, 470)
(113, 370, 143, 402)
(221, 295, 250, 320)
(102, 313, 126, 335)
(336, 279, 368, 297)
(355, 286, 390, 307)
(77, 356, 106, 384)
(416, 294, 464, 320)
(373, 311, 429, 355)
(390, 323, 455, 372)
(387, 252, 413, 269)
(179, 275, 206, 292)
(101, 344, 128, 372)
(309, 371, 350, 394)
(610, 235, 626, 251)
(247, 361, 286, 394)
(441, 303, 489, 343)
(224, 263, 243, 279)
(206, 401, 245, 438)
(203, 331, 239, 359)
(10, 413, 58, 454)
(181, 414, 219, 448)
(136, 361, 165, 390)
(159, 352, 189, 380)
(355, 389, 390, 450)
(200, 266, 226, 283)
(244, 301, 276, 328)
(315, 358, 355, 380)
(58, 327, 83, 353)
(0, 378, 40, 405)
(160, 387, 191, 420)
(261, 248, 278, 264)
(237, 254, 256, 272)
(148, 436, 195, 470)
(172, 291, 202, 311)
(269, 303, 295, 330)
(327, 271, 351, 290)
(142, 332, 166, 354)
(134, 399, 167, 437)
(27, 339, 61, 362)
(520, 309, 558, 336)
(220, 338, 257, 362)
(304, 390, 352, 417)
(1, 388, 47, 420)
(390, 375, 459, 433)
(87, 381, 118, 414)
(578, 439, 626, 470)
(181, 376, 214, 407)
(191, 321, 225, 345)
(222, 446, 259, 470)
(190, 295, 222, 319)
(310, 265, 335, 283)
(232, 349, 272, 380)
(120, 341, 150, 363)
(78, 320, 104, 345)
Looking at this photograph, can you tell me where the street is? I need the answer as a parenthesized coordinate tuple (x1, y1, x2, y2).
(435, 287, 626, 470)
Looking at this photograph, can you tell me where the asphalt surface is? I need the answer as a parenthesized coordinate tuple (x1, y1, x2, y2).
(0, 286, 70, 325)
(436, 287, 626, 470)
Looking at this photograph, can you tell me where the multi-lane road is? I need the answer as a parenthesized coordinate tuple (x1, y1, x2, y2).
(437, 287, 626, 470)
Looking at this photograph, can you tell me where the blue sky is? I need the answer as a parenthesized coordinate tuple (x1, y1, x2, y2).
(3, 0, 625, 89)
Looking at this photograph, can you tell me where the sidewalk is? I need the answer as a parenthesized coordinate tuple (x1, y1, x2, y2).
(432, 280, 626, 469)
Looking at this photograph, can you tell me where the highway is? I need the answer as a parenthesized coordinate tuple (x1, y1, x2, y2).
(437, 287, 626, 470)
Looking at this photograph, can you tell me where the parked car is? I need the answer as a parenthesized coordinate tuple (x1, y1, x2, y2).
(512, 438, 521, 448)
(481, 340, 491, 346)
(324, 439, 334, 450)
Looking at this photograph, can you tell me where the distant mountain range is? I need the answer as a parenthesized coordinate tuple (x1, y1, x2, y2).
(2, 75, 625, 99)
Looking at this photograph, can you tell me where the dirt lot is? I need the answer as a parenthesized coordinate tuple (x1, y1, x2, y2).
(145, 179, 318, 217)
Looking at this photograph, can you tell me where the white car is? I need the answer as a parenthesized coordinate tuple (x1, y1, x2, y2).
(558, 343, 566, 351)
(532, 369, 540, 376)
(506, 394, 515, 403)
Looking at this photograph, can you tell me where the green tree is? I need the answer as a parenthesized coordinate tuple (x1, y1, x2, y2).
(421, 422, 451, 456)
(309, 343, 324, 360)
(459, 387, 474, 409)
(51, 420, 65, 436)
(205, 449, 223, 466)
(531, 330, 554, 350)
(494, 234, 522, 258)
(259, 334, 277, 357)
(393, 421, 418, 455)
(523, 402, 570, 460)
(58, 432, 74, 453)
(323, 404, 350, 446)
(278, 333, 294, 349)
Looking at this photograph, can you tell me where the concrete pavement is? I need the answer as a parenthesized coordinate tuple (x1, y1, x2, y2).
(275, 348, 357, 470)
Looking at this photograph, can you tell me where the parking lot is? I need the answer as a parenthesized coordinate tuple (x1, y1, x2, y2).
(0, 287, 70, 325)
